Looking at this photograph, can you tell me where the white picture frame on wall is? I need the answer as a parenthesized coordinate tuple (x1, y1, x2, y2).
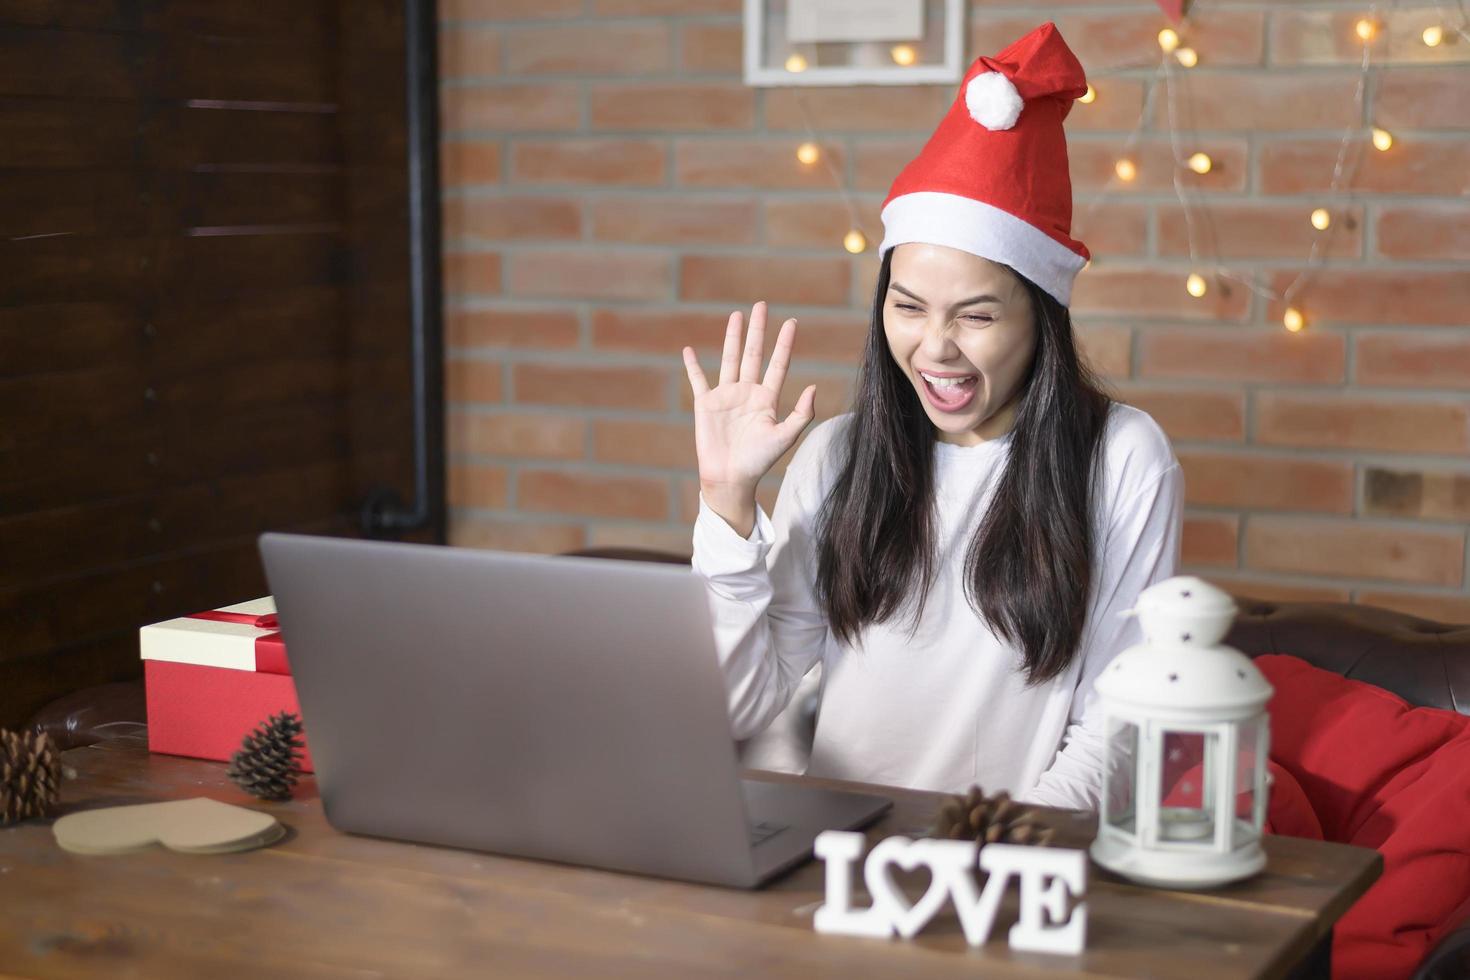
(743, 0, 966, 87)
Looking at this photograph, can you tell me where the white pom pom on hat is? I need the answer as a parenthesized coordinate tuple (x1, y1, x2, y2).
(964, 71, 1024, 131)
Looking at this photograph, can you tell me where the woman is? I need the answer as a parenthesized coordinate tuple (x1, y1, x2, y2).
(681, 23, 1183, 812)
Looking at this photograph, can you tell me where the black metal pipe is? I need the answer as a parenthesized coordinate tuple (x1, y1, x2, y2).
(362, 0, 446, 543)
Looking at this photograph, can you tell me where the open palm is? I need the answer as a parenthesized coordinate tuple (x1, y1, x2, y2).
(682, 301, 817, 495)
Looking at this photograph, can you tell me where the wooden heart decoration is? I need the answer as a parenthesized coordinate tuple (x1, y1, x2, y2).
(53, 798, 284, 855)
(863, 837, 952, 939)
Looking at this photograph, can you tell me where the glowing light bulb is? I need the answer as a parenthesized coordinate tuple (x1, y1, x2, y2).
(1355, 18, 1378, 42)
(890, 44, 917, 66)
(1186, 273, 1208, 298)
(1372, 127, 1393, 151)
(1175, 46, 1199, 68)
(1423, 25, 1445, 46)
(843, 229, 867, 254)
(1187, 152, 1213, 175)
(785, 53, 808, 73)
(796, 142, 819, 165)
(1079, 84, 1097, 104)
(1158, 28, 1180, 52)
(1283, 307, 1305, 332)
(1310, 208, 1331, 230)
(1115, 158, 1138, 182)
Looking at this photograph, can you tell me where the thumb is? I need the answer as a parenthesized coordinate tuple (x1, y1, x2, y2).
(775, 385, 817, 444)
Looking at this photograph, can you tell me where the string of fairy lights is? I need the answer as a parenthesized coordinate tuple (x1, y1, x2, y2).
(780, 5, 1467, 333)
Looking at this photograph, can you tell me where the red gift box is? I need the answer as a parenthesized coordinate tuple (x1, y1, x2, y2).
(139, 597, 314, 772)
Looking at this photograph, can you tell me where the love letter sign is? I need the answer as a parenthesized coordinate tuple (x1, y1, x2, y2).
(813, 831, 1087, 954)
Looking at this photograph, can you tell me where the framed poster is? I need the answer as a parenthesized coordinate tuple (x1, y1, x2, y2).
(744, 0, 966, 87)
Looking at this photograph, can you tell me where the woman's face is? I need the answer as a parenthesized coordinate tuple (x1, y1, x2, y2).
(882, 242, 1037, 446)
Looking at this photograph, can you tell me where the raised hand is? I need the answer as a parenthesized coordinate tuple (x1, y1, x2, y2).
(683, 301, 817, 535)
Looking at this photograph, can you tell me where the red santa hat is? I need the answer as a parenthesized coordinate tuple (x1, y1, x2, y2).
(878, 22, 1092, 307)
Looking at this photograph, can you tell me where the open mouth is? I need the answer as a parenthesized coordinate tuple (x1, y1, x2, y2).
(919, 371, 978, 413)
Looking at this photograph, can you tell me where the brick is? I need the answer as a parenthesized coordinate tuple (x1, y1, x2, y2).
(519, 468, 670, 520)
(679, 254, 851, 307)
(441, 140, 502, 188)
(1074, 324, 1131, 379)
(591, 0, 737, 13)
(507, 250, 672, 302)
(1271, 10, 1470, 66)
(592, 419, 696, 469)
(446, 307, 580, 350)
(442, 195, 581, 241)
(1182, 514, 1238, 567)
(1255, 393, 1470, 455)
(504, 24, 670, 75)
(1377, 204, 1470, 261)
(446, 358, 505, 403)
(677, 139, 849, 190)
(447, 462, 509, 509)
(440, 84, 579, 132)
(1376, 67, 1470, 129)
(1357, 332, 1470, 389)
(593, 306, 865, 365)
(1177, 451, 1354, 514)
(1355, 590, 1470, 625)
(511, 140, 666, 187)
(763, 197, 884, 249)
(1070, 268, 1250, 321)
(1259, 139, 1470, 197)
(1114, 386, 1246, 442)
(763, 87, 949, 132)
(440, 0, 580, 20)
(514, 362, 669, 410)
(1245, 517, 1464, 586)
(1069, 138, 1248, 194)
(1364, 466, 1470, 522)
(591, 196, 758, 245)
(447, 410, 586, 459)
(853, 139, 922, 191)
(1071, 202, 1148, 257)
(1147, 72, 1361, 131)
(591, 82, 754, 131)
(1138, 326, 1345, 384)
(679, 22, 742, 74)
(1063, 79, 1147, 132)
(1208, 575, 1352, 604)
(1156, 203, 1363, 260)
(448, 518, 584, 554)
(1265, 270, 1470, 327)
(439, 27, 500, 78)
(975, 12, 1263, 70)
(443, 250, 501, 296)
(850, 252, 883, 308)
(584, 524, 695, 556)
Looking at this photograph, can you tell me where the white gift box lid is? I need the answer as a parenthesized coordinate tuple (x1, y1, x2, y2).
(139, 597, 279, 673)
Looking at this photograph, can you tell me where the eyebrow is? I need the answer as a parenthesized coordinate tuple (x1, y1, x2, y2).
(889, 282, 1004, 308)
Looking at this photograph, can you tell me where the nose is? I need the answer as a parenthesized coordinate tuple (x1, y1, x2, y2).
(917, 316, 960, 363)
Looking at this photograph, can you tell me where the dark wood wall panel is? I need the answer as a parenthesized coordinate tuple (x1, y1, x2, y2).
(0, 1, 418, 726)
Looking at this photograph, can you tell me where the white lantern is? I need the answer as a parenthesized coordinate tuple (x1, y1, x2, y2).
(1089, 576, 1274, 889)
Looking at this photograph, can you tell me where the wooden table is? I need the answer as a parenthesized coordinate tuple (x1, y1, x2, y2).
(0, 737, 1380, 979)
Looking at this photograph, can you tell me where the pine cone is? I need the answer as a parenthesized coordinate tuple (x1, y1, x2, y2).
(226, 712, 305, 801)
(1, 729, 62, 825)
(929, 784, 1055, 848)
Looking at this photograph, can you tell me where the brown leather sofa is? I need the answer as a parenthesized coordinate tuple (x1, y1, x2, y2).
(28, 549, 1470, 979)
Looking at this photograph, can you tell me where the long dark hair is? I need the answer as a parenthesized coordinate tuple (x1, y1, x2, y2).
(813, 247, 1116, 686)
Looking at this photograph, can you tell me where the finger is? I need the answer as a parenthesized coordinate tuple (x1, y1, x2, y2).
(761, 317, 797, 395)
(682, 346, 710, 397)
(718, 310, 742, 387)
(775, 385, 817, 443)
(739, 300, 767, 384)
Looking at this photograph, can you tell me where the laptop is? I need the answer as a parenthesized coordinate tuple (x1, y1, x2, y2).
(257, 532, 891, 888)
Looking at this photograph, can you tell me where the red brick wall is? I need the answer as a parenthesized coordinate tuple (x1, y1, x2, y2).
(438, 0, 1470, 623)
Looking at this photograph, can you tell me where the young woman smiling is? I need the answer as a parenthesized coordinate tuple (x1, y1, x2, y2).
(682, 23, 1183, 811)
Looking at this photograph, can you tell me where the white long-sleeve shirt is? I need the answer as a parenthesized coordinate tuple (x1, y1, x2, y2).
(691, 401, 1184, 812)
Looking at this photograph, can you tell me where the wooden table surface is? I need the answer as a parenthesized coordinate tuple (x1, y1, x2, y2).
(0, 737, 1381, 979)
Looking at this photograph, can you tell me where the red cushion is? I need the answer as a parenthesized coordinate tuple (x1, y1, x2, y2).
(1261, 761, 1321, 840)
(1256, 655, 1470, 980)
